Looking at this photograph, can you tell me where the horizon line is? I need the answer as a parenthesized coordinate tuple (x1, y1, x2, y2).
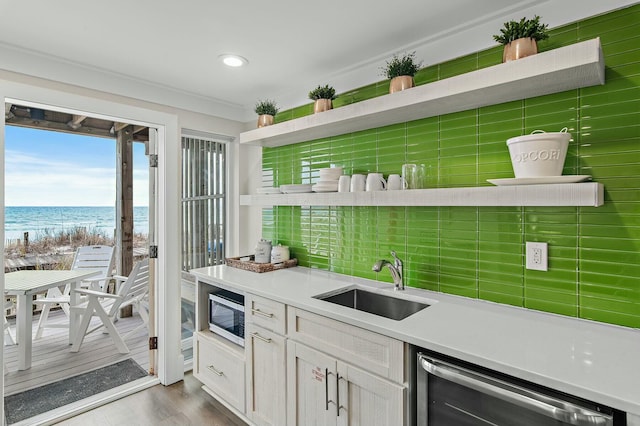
(5, 205, 150, 208)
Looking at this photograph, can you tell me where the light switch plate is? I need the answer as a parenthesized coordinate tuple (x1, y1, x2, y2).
(526, 242, 548, 271)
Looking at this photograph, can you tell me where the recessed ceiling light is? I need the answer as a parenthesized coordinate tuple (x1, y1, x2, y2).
(219, 54, 248, 67)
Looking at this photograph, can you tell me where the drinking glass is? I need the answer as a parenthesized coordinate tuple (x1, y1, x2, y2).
(402, 164, 426, 189)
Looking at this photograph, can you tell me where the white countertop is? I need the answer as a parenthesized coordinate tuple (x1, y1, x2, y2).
(190, 265, 640, 415)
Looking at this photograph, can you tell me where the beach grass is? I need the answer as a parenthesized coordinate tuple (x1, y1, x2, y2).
(4, 226, 148, 270)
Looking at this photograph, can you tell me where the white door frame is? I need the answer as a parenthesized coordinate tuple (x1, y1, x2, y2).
(0, 81, 184, 403)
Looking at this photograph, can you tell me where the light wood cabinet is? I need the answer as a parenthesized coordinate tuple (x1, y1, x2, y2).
(335, 359, 405, 426)
(287, 340, 338, 426)
(194, 279, 249, 422)
(287, 308, 406, 425)
(194, 282, 407, 426)
(245, 322, 287, 426)
(246, 293, 287, 334)
(245, 294, 288, 425)
(287, 307, 405, 382)
(287, 340, 404, 426)
(194, 332, 245, 413)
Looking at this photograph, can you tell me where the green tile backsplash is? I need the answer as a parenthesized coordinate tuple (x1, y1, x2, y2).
(261, 5, 640, 329)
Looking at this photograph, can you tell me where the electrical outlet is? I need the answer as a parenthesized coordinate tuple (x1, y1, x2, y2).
(526, 242, 548, 271)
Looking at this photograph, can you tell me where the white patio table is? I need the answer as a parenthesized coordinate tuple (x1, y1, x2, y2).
(4, 269, 101, 370)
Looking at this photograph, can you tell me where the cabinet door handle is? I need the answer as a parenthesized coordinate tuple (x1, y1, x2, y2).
(325, 368, 330, 411)
(337, 374, 346, 415)
(207, 365, 223, 376)
(250, 332, 272, 343)
(325, 369, 336, 411)
(251, 308, 274, 318)
(336, 373, 341, 417)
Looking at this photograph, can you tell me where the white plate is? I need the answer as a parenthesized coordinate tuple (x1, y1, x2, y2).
(256, 187, 281, 194)
(487, 175, 592, 186)
(319, 167, 343, 174)
(313, 186, 338, 192)
(281, 188, 314, 194)
(313, 182, 339, 188)
(280, 184, 313, 193)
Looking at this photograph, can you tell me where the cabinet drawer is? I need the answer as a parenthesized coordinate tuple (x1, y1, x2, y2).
(246, 293, 286, 335)
(194, 333, 245, 412)
(287, 307, 405, 383)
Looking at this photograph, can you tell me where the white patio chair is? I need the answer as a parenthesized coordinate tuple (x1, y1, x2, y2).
(4, 299, 15, 346)
(34, 245, 115, 339)
(4, 299, 15, 374)
(70, 258, 149, 354)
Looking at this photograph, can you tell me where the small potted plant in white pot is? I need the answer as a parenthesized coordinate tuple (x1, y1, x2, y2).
(382, 51, 423, 94)
(493, 15, 549, 62)
(308, 85, 337, 113)
(254, 99, 279, 128)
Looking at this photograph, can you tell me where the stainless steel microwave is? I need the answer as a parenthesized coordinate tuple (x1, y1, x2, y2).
(208, 289, 245, 347)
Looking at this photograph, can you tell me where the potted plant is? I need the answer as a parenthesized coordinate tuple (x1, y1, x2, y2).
(254, 99, 279, 128)
(308, 85, 337, 113)
(381, 51, 423, 94)
(493, 15, 549, 62)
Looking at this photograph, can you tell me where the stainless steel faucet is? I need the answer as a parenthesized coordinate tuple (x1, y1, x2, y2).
(372, 250, 404, 290)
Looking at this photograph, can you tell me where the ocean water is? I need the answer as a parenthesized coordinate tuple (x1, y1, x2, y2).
(4, 206, 149, 240)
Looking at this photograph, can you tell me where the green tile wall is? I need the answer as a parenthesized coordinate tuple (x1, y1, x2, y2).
(262, 5, 640, 329)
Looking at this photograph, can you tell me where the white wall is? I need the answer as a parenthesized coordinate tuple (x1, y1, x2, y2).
(238, 142, 263, 255)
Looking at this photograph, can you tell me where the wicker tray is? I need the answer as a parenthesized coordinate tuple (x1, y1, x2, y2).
(225, 255, 298, 273)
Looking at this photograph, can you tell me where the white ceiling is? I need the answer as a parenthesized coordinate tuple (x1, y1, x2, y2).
(0, 0, 636, 122)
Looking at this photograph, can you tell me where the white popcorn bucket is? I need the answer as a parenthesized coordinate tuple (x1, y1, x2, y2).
(506, 128, 571, 178)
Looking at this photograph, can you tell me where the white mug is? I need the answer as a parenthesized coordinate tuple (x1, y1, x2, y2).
(387, 174, 405, 190)
(338, 175, 351, 192)
(366, 173, 386, 191)
(350, 174, 366, 192)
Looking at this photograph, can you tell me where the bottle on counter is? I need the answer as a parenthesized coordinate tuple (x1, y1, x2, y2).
(270, 244, 290, 264)
(254, 239, 272, 263)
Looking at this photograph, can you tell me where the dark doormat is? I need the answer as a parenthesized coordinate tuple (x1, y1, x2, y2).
(4, 358, 148, 424)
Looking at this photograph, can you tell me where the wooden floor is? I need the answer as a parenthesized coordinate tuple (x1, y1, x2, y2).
(4, 308, 150, 396)
(1, 308, 241, 426)
(56, 372, 247, 426)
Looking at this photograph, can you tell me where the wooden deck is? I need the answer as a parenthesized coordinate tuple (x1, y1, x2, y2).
(4, 308, 150, 396)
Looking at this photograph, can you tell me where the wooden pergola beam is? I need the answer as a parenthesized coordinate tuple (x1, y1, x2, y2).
(5, 104, 149, 142)
(114, 122, 146, 134)
(7, 116, 115, 139)
(116, 124, 135, 317)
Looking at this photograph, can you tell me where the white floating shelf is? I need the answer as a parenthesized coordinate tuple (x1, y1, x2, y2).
(240, 38, 604, 148)
(240, 183, 604, 207)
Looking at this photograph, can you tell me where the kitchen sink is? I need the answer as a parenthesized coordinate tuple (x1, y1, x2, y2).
(314, 287, 429, 321)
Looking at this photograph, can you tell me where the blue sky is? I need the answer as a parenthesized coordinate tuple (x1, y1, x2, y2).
(5, 126, 149, 206)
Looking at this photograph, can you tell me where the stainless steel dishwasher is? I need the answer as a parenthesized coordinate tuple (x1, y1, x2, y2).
(416, 352, 626, 426)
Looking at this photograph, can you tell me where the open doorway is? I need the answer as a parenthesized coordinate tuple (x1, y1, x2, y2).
(2, 102, 159, 424)
(0, 81, 184, 424)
